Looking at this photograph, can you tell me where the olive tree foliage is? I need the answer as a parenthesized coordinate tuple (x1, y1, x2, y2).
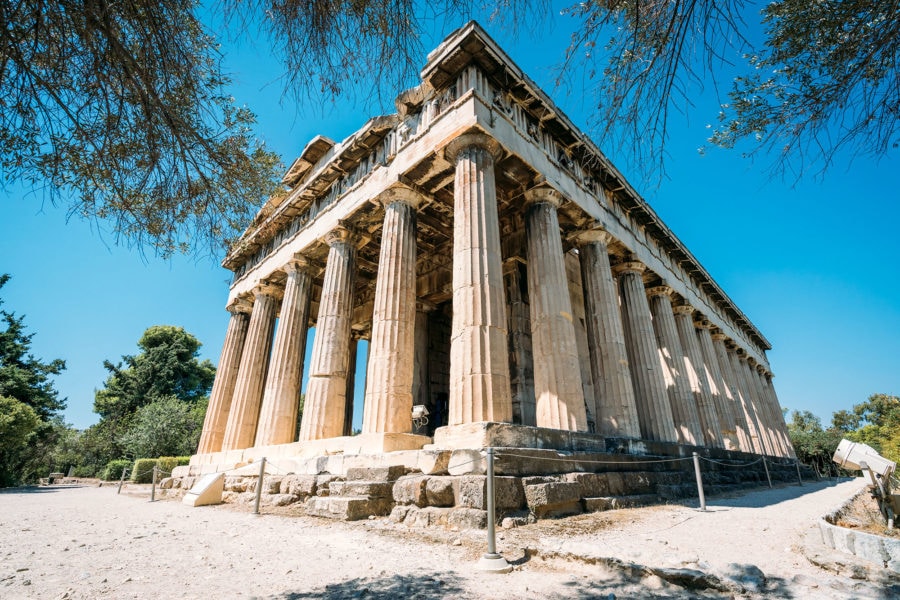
(3, 1, 895, 255)
(0, 0, 283, 257)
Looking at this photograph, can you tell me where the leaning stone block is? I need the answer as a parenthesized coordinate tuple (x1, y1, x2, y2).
(393, 475, 429, 506)
(182, 472, 225, 507)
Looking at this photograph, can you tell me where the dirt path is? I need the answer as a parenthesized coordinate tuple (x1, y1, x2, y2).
(0, 477, 896, 599)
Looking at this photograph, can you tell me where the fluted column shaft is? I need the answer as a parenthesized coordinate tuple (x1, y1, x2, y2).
(196, 302, 251, 454)
(255, 259, 313, 447)
(524, 189, 587, 431)
(711, 334, 752, 451)
(762, 372, 796, 458)
(614, 262, 677, 442)
(577, 231, 641, 438)
(698, 328, 739, 450)
(647, 288, 704, 445)
(222, 286, 278, 450)
(363, 189, 419, 434)
(739, 355, 775, 455)
(446, 134, 512, 424)
(299, 227, 357, 441)
(751, 363, 786, 456)
(728, 349, 767, 454)
(673, 307, 724, 448)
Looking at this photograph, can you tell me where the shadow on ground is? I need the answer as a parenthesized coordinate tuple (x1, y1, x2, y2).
(688, 478, 853, 510)
(0, 484, 89, 495)
(266, 566, 885, 599)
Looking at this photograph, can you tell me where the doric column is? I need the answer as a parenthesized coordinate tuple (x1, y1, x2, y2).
(444, 133, 512, 424)
(362, 187, 420, 434)
(747, 358, 787, 456)
(196, 299, 251, 454)
(728, 347, 767, 454)
(711, 333, 752, 451)
(762, 370, 796, 458)
(673, 306, 724, 448)
(221, 284, 279, 451)
(647, 287, 704, 445)
(698, 327, 739, 450)
(613, 261, 677, 442)
(575, 230, 641, 439)
(299, 226, 357, 441)
(343, 335, 359, 437)
(255, 257, 313, 447)
(740, 354, 776, 455)
(504, 261, 536, 426)
(524, 187, 587, 431)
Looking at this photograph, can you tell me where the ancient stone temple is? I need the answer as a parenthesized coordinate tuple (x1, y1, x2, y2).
(192, 22, 796, 484)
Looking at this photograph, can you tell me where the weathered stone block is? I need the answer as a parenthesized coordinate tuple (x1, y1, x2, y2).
(606, 471, 625, 495)
(315, 474, 338, 496)
(454, 476, 524, 510)
(524, 481, 583, 518)
(345, 466, 406, 482)
(280, 474, 318, 497)
(263, 475, 283, 494)
(448, 508, 487, 529)
(225, 476, 247, 492)
(158, 477, 175, 490)
(402, 506, 453, 527)
(624, 472, 653, 494)
(564, 472, 609, 497)
(330, 481, 394, 499)
(270, 493, 296, 507)
(392, 475, 429, 506)
(389, 505, 412, 523)
(425, 477, 455, 507)
(305, 496, 393, 521)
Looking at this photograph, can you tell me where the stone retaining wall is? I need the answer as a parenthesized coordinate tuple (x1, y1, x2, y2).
(819, 488, 900, 572)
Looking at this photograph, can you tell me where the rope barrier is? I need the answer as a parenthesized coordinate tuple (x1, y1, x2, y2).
(495, 451, 692, 466)
(698, 456, 764, 468)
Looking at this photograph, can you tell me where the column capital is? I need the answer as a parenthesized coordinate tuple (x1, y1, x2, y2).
(324, 225, 355, 247)
(226, 297, 253, 315)
(443, 131, 503, 163)
(284, 253, 310, 275)
(611, 260, 645, 276)
(672, 304, 695, 316)
(376, 185, 422, 209)
(645, 285, 673, 298)
(254, 283, 282, 300)
(573, 228, 614, 246)
(694, 317, 715, 330)
(523, 186, 564, 209)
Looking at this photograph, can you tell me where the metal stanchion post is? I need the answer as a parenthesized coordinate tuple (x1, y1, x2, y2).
(692, 452, 707, 511)
(762, 456, 772, 488)
(117, 467, 128, 494)
(475, 448, 511, 573)
(150, 465, 157, 502)
(253, 457, 266, 516)
(795, 460, 803, 486)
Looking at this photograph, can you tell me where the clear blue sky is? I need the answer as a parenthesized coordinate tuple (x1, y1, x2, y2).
(1, 9, 898, 431)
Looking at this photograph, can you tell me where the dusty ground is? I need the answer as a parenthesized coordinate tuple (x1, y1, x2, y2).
(1, 477, 897, 599)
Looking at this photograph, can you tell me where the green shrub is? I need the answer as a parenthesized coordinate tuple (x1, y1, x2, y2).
(102, 459, 133, 481)
(156, 456, 185, 476)
(71, 465, 96, 478)
(131, 458, 160, 483)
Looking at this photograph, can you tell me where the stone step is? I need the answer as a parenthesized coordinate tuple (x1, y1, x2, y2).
(345, 466, 406, 482)
(305, 496, 393, 521)
(328, 480, 394, 498)
(583, 494, 660, 512)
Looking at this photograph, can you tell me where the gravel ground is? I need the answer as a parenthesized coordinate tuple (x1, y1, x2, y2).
(1, 476, 897, 599)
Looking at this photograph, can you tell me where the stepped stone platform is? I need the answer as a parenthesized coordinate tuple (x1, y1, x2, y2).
(166, 423, 810, 526)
